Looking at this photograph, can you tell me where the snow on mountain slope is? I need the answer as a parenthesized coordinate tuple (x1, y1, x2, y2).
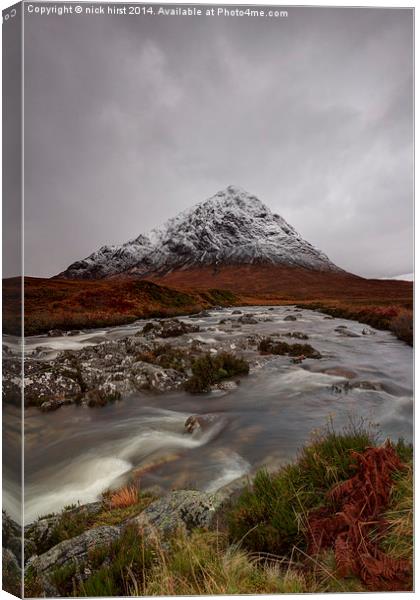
(380, 273, 414, 282)
(59, 186, 342, 279)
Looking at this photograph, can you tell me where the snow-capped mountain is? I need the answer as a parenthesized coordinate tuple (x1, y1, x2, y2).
(59, 186, 341, 279)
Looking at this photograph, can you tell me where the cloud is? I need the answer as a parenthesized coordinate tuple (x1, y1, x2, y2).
(20, 7, 413, 278)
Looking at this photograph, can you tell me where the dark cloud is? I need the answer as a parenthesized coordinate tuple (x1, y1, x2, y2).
(22, 6, 413, 278)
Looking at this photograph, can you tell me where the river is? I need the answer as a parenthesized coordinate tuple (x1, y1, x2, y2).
(6, 306, 413, 524)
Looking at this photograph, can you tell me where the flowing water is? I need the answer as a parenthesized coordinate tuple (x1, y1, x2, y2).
(8, 306, 413, 524)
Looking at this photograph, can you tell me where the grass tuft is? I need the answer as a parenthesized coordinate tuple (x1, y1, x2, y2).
(184, 352, 249, 393)
(258, 337, 321, 358)
(108, 485, 139, 509)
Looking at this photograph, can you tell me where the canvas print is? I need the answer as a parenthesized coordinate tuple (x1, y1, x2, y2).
(2, 2, 414, 597)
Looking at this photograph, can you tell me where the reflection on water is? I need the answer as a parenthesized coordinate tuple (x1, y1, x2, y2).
(18, 306, 413, 524)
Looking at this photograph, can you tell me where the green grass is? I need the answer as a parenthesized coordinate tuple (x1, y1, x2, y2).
(137, 344, 190, 373)
(184, 352, 249, 393)
(379, 461, 413, 562)
(79, 525, 155, 597)
(24, 422, 413, 597)
(227, 420, 376, 555)
(143, 530, 307, 596)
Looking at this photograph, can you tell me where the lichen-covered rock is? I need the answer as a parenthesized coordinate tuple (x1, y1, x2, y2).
(131, 362, 187, 392)
(142, 318, 199, 339)
(27, 526, 121, 596)
(131, 490, 227, 537)
(238, 314, 258, 325)
(283, 331, 309, 340)
(25, 502, 103, 557)
(3, 359, 82, 408)
(3, 547, 21, 596)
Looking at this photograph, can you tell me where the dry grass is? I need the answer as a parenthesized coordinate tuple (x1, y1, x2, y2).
(25, 428, 413, 597)
(136, 531, 308, 596)
(108, 484, 140, 509)
(3, 265, 412, 338)
(390, 309, 413, 345)
(3, 277, 227, 335)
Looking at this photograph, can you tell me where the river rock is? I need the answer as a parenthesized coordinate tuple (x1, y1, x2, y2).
(284, 315, 297, 321)
(131, 490, 227, 538)
(323, 367, 358, 379)
(283, 331, 308, 340)
(351, 380, 383, 391)
(131, 362, 187, 392)
(238, 315, 258, 324)
(337, 329, 361, 338)
(47, 329, 65, 337)
(14, 359, 83, 408)
(362, 327, 376, 335)
(142, 318, 199, 338)
(213, 380, 238, 391)
(231, 310, 242, 315)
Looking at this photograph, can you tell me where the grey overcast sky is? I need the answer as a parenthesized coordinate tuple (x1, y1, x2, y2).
(22, 5, 413, 278)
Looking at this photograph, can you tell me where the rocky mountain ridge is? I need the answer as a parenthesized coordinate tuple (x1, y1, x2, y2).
(59, 186, 341, 279)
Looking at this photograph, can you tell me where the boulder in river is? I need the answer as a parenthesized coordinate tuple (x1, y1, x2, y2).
(283, 331, 309, 340)
(284, 315, 297, 322)
(362, 327, 376, 335)
(323, 367, 358, 379)
(184, 414, 220, 434)
(142, 319, 200, 338)
(238, 315, 258, 324)
(337, 329, 361, 338)
(47, 329, 65, 337)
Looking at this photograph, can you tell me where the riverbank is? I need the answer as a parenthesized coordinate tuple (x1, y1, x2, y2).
(2, 273, 412, 342)
(296, 301, 413, 346)
(5, 424, 412, 596)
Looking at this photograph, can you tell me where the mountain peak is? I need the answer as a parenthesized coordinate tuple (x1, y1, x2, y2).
(59, 188, 342, 279)
(212, 185, 264, 207)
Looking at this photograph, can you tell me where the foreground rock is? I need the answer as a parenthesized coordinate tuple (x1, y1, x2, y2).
(2, 512, 22, 596)
(25, 502, 103, 557)
(27, 526, 121, 596)
(25, 490, 230, 596)
(3, 547, 21, 596)
(131, 490, 227, 538)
